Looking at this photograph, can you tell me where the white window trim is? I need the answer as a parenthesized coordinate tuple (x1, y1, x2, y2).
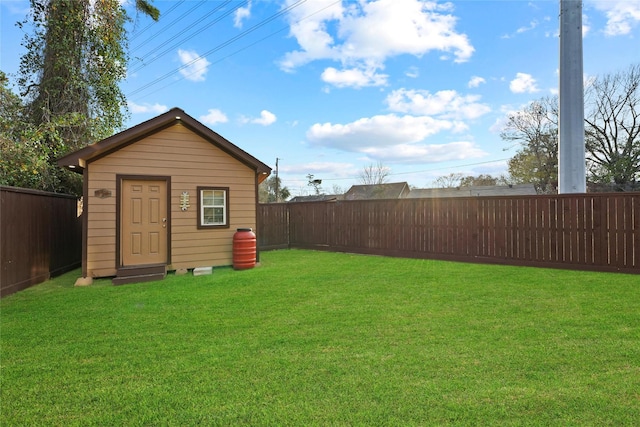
(197, 186, 229, 229)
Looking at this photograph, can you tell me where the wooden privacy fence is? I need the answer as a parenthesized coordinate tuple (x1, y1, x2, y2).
(258, 193, 640, 274)
(1, 186, 82, 297)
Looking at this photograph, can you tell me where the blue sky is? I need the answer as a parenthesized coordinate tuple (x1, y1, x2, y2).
(1, 0, 639, 196)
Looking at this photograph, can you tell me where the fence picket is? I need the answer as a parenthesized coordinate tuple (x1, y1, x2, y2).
(1, 186, 81, 297)
(257, 193, 640, 274)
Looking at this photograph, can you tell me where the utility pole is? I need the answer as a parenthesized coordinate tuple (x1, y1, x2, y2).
(274, 158, 280, 202)
(558, 0, 586, 193)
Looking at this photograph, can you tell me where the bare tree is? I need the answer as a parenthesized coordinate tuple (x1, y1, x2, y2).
(501, 96, 559, 193)
(433, 172, 464, 188)
(331, 184, 345, 194)
(460, 174, 500, 187)
(358, 161, 390, 185)
(433, 173, 504, 188)
(585, 63, 640, 189)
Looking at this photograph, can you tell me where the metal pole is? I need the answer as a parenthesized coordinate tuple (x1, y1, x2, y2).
(274, 158, 280, 202)
(558, 0, 586, 193)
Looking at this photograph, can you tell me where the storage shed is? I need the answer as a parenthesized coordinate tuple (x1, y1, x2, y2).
(58, 108, 271, 284)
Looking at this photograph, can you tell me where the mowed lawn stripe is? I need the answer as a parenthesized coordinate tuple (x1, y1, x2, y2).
(1, 249, 638, 425)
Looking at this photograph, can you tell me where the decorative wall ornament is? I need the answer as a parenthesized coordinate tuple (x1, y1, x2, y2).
(94, 189, 112, 199)
(180, 191, 190, 211)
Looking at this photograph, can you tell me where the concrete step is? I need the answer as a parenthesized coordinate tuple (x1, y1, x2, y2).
(113, 264, 166, 285)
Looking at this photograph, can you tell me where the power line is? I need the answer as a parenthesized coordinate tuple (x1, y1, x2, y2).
(129, 0, 239, 75)
(127, 0, 343, 101)
(126, 0, 310, 98)
(283, 158, 511, 184)
(128, 0, 185, 42)
(130, 0, 207, 55)
(129, 18, 290, 101)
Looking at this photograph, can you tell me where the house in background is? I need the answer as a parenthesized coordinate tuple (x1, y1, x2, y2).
(285, 182, 536, 203)
(58, 108, 271, 284)
(343, 182, 411, 200)
(288, 194, 341, 203)
(286, 183, 410, 203)
(407, 184, 537, 198)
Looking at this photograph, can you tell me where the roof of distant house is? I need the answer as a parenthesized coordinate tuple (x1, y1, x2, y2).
(288, 194, 342, 203)
(344, 182, 410, 200)
(407, 184, 537, 198)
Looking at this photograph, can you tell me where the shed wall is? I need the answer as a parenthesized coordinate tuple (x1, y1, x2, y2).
(86, 124, 257, 277)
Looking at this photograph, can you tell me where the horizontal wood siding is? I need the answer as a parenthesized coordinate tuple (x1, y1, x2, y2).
(86, 124, 257, 277)
(258, 193, 640, 274)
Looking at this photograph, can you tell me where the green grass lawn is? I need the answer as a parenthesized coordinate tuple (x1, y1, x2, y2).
(1, 250, 639, 426)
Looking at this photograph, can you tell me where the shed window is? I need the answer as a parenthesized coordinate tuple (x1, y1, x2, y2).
(198, 187, 229, 229)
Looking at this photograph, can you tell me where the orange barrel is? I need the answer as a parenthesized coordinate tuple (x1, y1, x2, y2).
(233, 228, 256, 270)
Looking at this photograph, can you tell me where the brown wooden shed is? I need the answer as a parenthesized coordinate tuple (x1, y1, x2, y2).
(58, 108, 271, 284)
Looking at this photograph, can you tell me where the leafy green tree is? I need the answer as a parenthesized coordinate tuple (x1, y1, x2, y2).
(501, 97, 559, 193)
(459, 174, 503, 187)
(13, 0, 159, 194)
(1, 71, 39, 188)
(1, 71, 80, 192)
(259, 176, 290, 203)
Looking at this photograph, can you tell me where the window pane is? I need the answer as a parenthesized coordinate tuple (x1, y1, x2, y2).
(202, 190, 214, 205)
(213, 191, 225, 205)
(199, 188, 227, 227)
(203, 207, 215, 224)
(213, 207, 224, 223)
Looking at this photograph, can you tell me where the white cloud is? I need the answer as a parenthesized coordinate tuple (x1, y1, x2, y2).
(305, 113, 478, 163)
(242, 110, 277, 126)
(517, 19, 539, 33)
(386, 89, 491, 120)
(280, 0, 473, 87)
(405, 66, 420, 78)
(468, 76, 486, 88)
(306, 113, 486, 163)
(360, 141, 487, 164)
(199, 109, 228, 125)
(304, 82, 496, 164)
(338, 0, 474, 62)
(234, 1, 252, 28)
(177, 49, 211, 82)
(582, 13, 591, 37)
(590, 0, 640, 36)
(307, 114, 461, 149)
(502, 20, 540, 39)
(128, 101, 168, 114)
(279, 0, 344, 71)
(321, 66, 388, 88)
(284, 161, 356, 176)
(509, 73, 540, 93)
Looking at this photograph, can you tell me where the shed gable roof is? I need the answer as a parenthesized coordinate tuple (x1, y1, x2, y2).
(57, 107, 271, 182)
